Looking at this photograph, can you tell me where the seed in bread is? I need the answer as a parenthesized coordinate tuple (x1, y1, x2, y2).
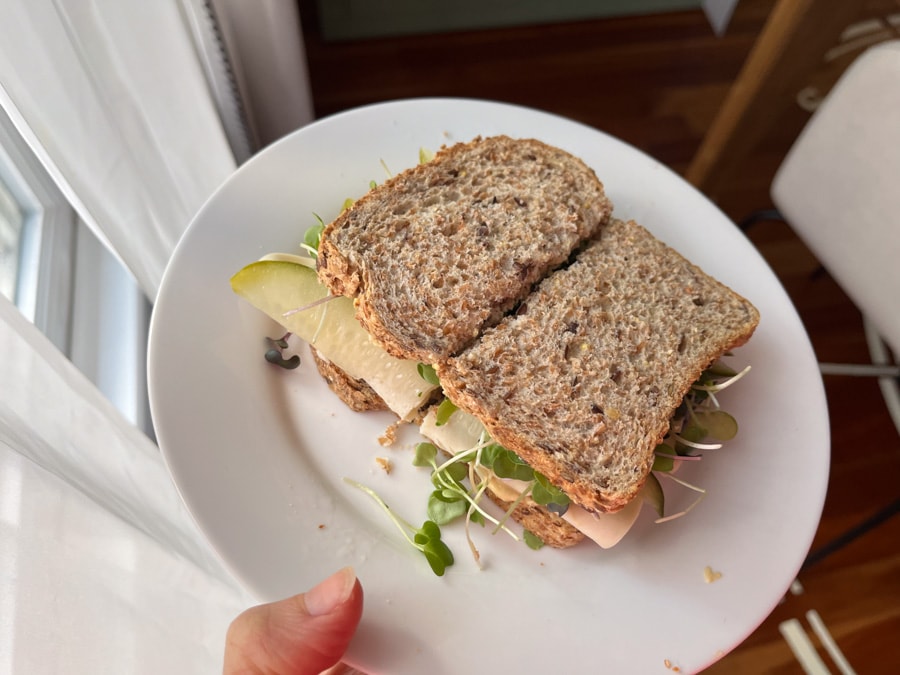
(438, 218, 760, 514)
(317, 135, 613, 363)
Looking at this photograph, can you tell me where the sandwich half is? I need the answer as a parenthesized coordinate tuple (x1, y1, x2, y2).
(317, 135, 613, 362)
(437, 217, 759, 517)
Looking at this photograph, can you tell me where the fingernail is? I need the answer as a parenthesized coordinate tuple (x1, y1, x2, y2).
(305, 567, 356, 616)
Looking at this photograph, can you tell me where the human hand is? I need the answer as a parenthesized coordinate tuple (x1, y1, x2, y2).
(224, 567, 364, 674)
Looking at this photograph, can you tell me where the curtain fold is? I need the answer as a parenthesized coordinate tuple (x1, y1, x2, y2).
(0, 294, 229, 577)
(0, 293, 252, 672)
(0, 0, 237, 300)
(0, 2, 255, 670)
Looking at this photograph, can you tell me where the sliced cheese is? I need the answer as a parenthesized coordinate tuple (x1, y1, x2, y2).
(420, 408, 643, 548)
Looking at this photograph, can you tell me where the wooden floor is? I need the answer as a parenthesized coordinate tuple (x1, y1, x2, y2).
(297, 1, 900, 671)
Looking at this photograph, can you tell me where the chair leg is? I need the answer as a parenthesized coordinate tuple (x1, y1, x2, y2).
(801, 497, 900, 570)
(738, 208, 784, 232)
(864, 319, 900, 438)
(819, 363, 900, 377)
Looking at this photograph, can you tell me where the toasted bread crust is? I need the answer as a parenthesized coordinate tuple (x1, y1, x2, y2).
(318, 135, 612, 363)
(310, 348, 388, 412)
(438, 219, 760, 514)
(485, 492, 585, 549)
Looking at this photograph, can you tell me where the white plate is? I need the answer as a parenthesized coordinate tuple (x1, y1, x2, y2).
(148, 99, 829, 674)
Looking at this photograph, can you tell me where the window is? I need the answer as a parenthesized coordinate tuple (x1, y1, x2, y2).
(0, 105, 153, 437)
(0, 0, 296, 441)
(0, 175, 21, 300)
(0, 104, 76, 352)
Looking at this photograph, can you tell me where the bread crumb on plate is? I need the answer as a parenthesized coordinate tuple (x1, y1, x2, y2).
(703, 565, 723, 583)
(378, 420, 401, 446)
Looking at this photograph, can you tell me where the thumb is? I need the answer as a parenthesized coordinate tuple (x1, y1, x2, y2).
(224, 567, 364, 675)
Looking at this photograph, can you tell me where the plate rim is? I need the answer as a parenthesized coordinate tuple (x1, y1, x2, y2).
(148, 97, 830, 674)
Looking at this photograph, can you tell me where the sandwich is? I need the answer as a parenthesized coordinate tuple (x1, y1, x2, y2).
(231, 135, 760, 562)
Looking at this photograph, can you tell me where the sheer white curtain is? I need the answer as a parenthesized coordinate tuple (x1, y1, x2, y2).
(0, 1, 309, 671)
(0, 294, 251, 672)
(0, 0, 236, 300)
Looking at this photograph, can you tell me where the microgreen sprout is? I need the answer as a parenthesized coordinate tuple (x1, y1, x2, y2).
(643, 473, 665, 517)
(478, 443, 570, 512)
(654, 473, 707, 524)
(434, 398, 458, 426)
(268, 334, 289, 350)
(416, 363, 440, 385)
(493, 488, 537, 537)
(531, 471, 571, 511)
(649, 358, 748, 520)
(691, 364, 751, 393)
(263, 333, 300, 369)
(651, 444, 677, 473)
(408, 426, 581, 567)
(655, 360, 746, 467)
(343, 477, 454, 576)
(282, 294, 339, 318)
(264, 349, 300, 369)
(672, 436, 723, 451)
(301, 216, 324, 257)
(414, 442, 517, 536)
(523, 530, 545, 550)
(653, 448, 702, 463)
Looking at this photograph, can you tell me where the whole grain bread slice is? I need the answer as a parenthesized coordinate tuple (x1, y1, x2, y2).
(437, 219, 760, 514)
(317, 135, 612, 363)
(485, 491, 585, 549)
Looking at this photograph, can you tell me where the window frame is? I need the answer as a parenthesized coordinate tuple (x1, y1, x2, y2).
(0, 105, 77, 355)
(0, 105, 153, 436)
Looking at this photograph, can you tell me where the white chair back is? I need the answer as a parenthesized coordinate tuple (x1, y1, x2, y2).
(772, 40, 900, 357)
